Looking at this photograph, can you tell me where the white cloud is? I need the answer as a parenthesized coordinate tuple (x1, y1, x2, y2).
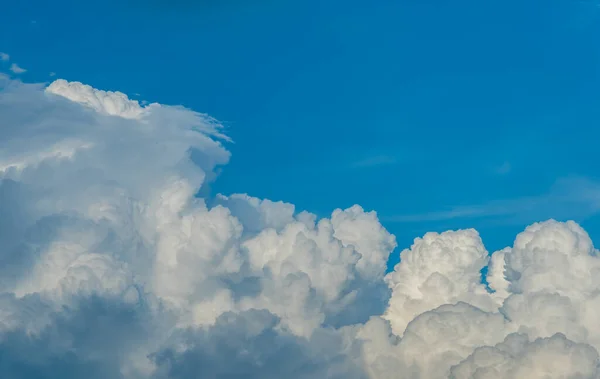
(46, 79, 147, 119)
(383, 229, 499, 336)
(1, 77, 600, 378)
(0, 52, 9, 62)
(9, 63, 26, 74)
(451, 333, 600, 379)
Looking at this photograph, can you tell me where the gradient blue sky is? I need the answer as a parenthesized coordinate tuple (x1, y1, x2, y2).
(2, 0, 600, 268)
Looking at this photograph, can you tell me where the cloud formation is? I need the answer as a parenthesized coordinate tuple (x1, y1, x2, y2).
(351, 155, 397, 168)
(9, 63, 26, 74)
(0, 52, 9, 62)
(385, 176, 600, 225)
(0, 77, 599, 378)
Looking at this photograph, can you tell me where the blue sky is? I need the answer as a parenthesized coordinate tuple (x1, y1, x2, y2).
(2, 0, 600, 269)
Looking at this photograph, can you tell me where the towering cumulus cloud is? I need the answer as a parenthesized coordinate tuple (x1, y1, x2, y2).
(0, 76, 598, 378)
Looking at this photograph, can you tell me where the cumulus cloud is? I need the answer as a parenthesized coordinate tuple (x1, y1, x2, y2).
(0, 52, 9, 62)
(383, 229, 498, 336)
(451, 333, 600, 379)
(1, 76, 599, 378)
(9, 63, 26, 74)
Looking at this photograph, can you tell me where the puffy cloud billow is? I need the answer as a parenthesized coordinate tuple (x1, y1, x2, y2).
(0, 76, 599, 378)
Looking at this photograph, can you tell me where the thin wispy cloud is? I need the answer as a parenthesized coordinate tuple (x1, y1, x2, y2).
(384, 176, 600, 224)
(495, 161, 511, 175)
(0, 52, 9, 62)
(9, 63, 27, 74)
(351, 154, 397, 168)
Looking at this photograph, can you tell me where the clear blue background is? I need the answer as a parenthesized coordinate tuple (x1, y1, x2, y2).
(2, 0, 600, 269)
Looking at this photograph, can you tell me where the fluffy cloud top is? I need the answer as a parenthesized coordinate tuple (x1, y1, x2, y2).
(0, 77, 599, 378)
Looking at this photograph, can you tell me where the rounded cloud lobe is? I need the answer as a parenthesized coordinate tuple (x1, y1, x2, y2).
(0, 78, 599, 378)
